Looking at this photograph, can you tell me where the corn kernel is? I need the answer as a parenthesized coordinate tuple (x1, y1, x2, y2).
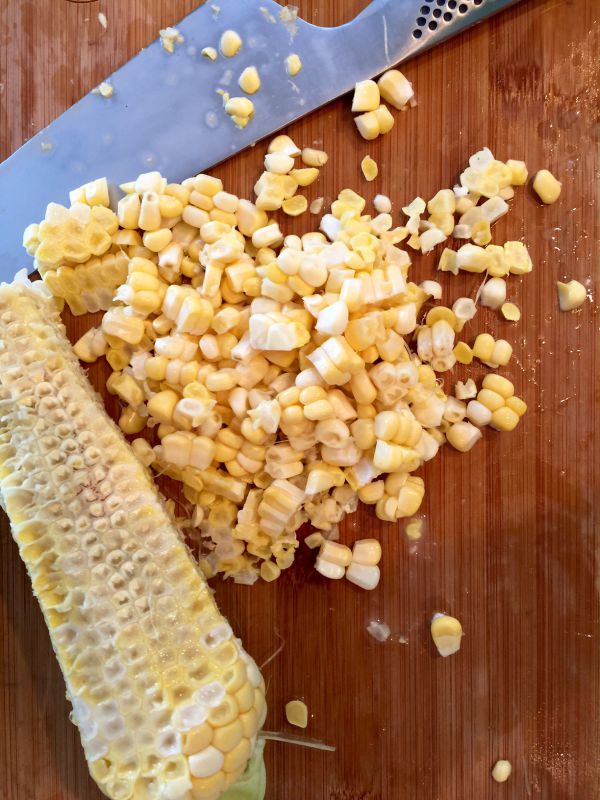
(501, 302, 521, 321)
(373, 104, 394, 134)
(301, 148, 328, 167)
(361, 155, 378, 182)
(238, 66, 261, 94)
(446, 421, 482, 453)
(354, 111, 380, 141)
(505, 395, 527, 416)
(472, 333, 495, 362)
(220, 29, 242, 57)
(285, 700, 308, 728)
(285, 53, 302, 76)
(482, 374, 514, 399)
(557, 279, 587, 311)
(282, 196, 308, 216)
(352, 80, 380, 112)
(431, 613, 462, 657)
(490, 406, 520, 432)
(533, 168, 561, 204)
(377, 69, 414, 109)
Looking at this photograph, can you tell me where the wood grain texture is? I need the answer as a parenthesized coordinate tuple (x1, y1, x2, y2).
(1, 1, 599, 798)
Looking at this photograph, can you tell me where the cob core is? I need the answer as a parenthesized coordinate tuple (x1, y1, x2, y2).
(0, 276, 265, 800)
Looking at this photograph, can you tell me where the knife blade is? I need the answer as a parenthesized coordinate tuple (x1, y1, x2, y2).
(0, 0, 520, 278)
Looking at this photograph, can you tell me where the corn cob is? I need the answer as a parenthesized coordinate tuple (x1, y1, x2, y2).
(0, 276, 265, 800)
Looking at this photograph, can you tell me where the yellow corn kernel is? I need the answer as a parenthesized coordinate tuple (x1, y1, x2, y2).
(289, 167, 319, 187)
(453, 342, 473, 365)
(260, 560, 281, 582)
(477, 388, 505, 412)
(472, 333, 495, 362)
(148, 388, 179, 423)
(285, 53, 302, 76)
(533, 168, 561, 204)
(238, 66, 261, 94)
(490, 339, 512, 367)
(106, 371, 144, 407)
(301, 148, 328, 167)
(471, 219, 491, 246)
(118, 406, 147, 435)
(501, 302, 521, 321)
(506, 158, 528, 185)
(375, 495, 398, 522)
(352, 79, 380, 112)
(490, 406, 521, 432)
(482, 374, 514, 399)
(304, 532, 325, 549)
(426, 306, 456, 328)
(373, 104, 394, 134)
(431, 613, 463, 657)
(357, 481, 385, 505)
(282, 196, 308, 216)
(505, 395, 527, 417)
(396, 476, 425, 517)
(361, 155, 378, 182)
(220, 29, 242, 57)
(106, 347, 129, 371)
(285, 700, 308, 728)
(354, 111, 380, 141)
(377, 68, 414, 110)
(102, 307, 145, 345)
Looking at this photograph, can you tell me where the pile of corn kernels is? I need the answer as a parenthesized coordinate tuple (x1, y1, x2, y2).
(22, 135, 552, 588)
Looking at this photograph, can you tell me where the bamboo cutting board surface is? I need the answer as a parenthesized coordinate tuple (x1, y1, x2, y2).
(1, 1, 599, 798)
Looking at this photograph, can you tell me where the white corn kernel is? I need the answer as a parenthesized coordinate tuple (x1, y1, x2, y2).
(346, 563, 380, 591)
(264, 152, 295, 174)
(455, 379, 477, 401)
(431, 613, 463, 657)
(491, 760, 512, 783)
(315, 557, 345, 580)
(466, 400, 492, 427)
(373, 194, 392, 213)
(556, 279, 587, 311)
(201, 46, 218, 60)
(480, 277, 507, 309)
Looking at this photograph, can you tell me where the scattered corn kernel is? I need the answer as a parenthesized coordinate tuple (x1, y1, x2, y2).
(533, 169, 561, 204)
(238, 66, 261, 94)
(285, 54, 302, 76)
(377, 69, 414, 110)
(501, 302, 521, 321)
(431, 613, 463, 657)
(361, 155, 378, 182)
(557, 279, 587, 311)
(301, 148, 328, 167)
(220, 29, 242, 57)
(285, 700, 308, 728)
(491, 760, 512, 783)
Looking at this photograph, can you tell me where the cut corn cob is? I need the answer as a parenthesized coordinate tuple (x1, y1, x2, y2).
(0, 277, 265, 800)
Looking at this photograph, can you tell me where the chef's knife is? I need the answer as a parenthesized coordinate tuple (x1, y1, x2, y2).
(0, 0, 521, 277)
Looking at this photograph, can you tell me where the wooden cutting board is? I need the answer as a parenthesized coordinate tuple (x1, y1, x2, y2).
(1, 1, 599, 798)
